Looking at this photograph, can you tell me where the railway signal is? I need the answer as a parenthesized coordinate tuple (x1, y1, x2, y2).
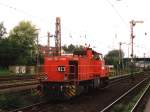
(130, 20, 144, 62)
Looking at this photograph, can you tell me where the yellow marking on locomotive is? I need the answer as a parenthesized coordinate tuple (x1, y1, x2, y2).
(64, 85, 76, 97)
(69, 90, 75, 96)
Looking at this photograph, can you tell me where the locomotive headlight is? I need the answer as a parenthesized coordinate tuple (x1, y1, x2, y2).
(101, 64, 105, 70)
(57, 66, 66, 72)
(101, 66, 105, 70)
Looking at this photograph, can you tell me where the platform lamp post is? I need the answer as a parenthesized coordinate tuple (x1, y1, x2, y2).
(119, 42, 122, 75)
(144, 53, 146, 69)
(119, 42, 131, 74)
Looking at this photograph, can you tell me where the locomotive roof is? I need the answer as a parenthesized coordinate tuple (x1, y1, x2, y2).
(73, 48, 102, 56)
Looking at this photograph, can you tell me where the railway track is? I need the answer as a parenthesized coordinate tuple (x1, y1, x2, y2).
(0, 75, 36, 82)
(131, 81, 150, 112)
(0, 81, 39, 94)
(0, 75, 39, 94)
(8, 73, 133, 112)
(0, 72, 139, 94)
(8, 73, 134, 112)
(106, 71, 143, 88)
(10, 101, 47, 112)
(8, 71, 148, 112)
(99, 76, 150, 112)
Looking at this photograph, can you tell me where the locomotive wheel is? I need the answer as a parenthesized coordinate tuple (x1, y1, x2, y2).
(36, 85, 44, 96)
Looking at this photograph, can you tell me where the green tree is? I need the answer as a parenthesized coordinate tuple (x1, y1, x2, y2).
(0, 23, 10, 68)
(0, 22, 7, 39)
(105, 49, 124, 69)
(62, 44, 84, 53)
(0, 39, 12, 67)
(0, 39, 23, 68)
(9, 21, 38, 65)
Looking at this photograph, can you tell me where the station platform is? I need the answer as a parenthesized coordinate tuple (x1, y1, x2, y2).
(144, 98, 150, 112)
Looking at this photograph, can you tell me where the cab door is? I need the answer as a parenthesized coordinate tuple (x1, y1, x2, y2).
(69, 61, 78, 80)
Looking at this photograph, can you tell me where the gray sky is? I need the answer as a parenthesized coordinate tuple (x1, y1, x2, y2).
(0, 0, 150, 57)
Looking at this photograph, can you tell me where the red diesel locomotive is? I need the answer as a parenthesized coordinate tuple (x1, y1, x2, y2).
(38, 48, 109, 98)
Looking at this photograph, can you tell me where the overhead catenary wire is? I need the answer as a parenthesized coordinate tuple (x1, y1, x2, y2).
(0, 1, 52, 46)
(0, 2, 48, 25)
(105, 0, 149, 57)
(105, 0, 129, 30)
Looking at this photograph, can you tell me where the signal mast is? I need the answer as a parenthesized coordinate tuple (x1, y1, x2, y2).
(130, 20, 143, 62)
(55, 17, 61, 56)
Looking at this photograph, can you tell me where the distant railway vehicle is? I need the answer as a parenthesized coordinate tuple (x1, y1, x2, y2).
(37, 48, 109, 99)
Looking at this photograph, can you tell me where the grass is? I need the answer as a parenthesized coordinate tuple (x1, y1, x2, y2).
(0, 94, 23, 110)
(112, 104, 124, 112)
(0, 68, 10, 76)
(0, 91, 42, 111)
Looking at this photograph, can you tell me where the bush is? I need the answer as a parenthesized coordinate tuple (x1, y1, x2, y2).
(0, 68, 10, 76)
(112, 104, 124, 112)
(0, 94, 22, 109)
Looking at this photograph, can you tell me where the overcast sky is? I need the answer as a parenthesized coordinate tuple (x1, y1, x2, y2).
(0, 0, 150, 57)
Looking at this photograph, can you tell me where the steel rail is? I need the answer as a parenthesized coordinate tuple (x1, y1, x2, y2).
(0, 81, 39, 94)
(0, 75, 36, 81)
(130, 81, 150, 112)
(10, 101, 47, 112)
(99, 77, 150, 112)
(105, 71, 143, 89)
